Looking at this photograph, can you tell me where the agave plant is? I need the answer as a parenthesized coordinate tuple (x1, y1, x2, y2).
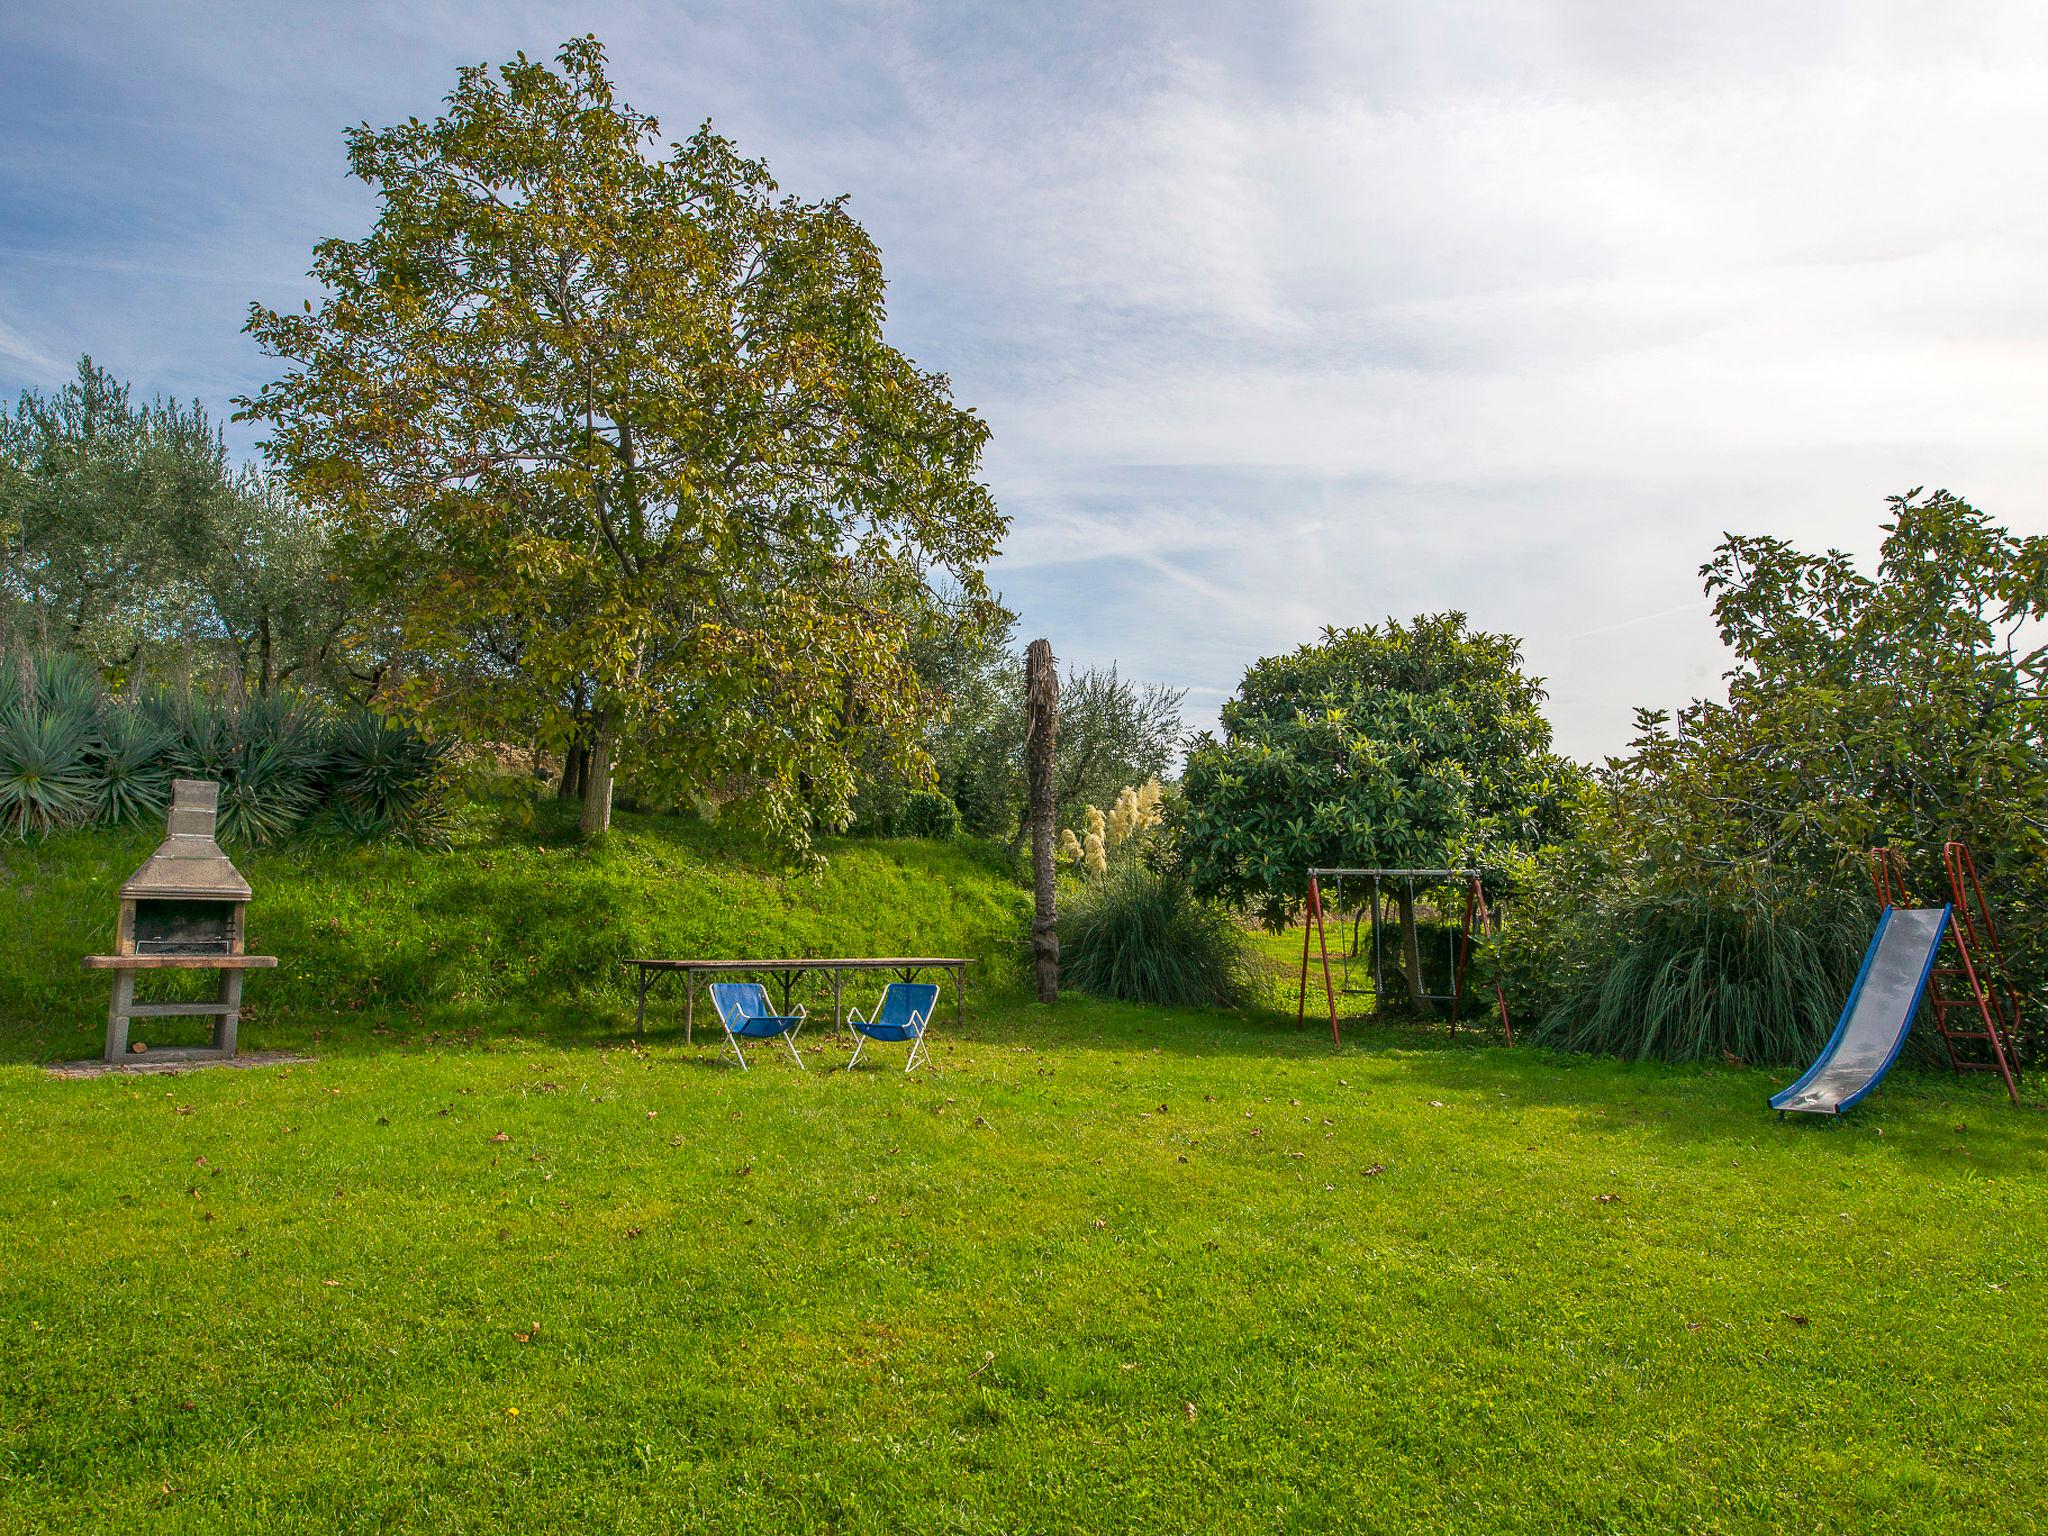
(325, 709, 452, 847)
(0, 707, 97, 837)
(90, 708, 177, 826)
(171, 692, 329, 846)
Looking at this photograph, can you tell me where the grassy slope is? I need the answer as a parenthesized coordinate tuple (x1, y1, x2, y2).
(0, 798, 1031, 1064)
(2, 809, 2045, 1534)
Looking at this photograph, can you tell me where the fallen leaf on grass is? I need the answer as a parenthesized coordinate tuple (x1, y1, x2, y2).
(1427, 1101, 1445, 1109)
(321, 1280, 340, 1288)
(1183, 1401, 1198, 1423)
(489, 1132, 510, 1144)
(625, 1227, 643, 1239)
(1781, 1312, 1810, 1326)
(1595, 1194, 1620, 1205)
(1685, 1322, 1703, 1333)
(1092, 1218, 1107, 1229)
(1362, 1164, 1385, 1177)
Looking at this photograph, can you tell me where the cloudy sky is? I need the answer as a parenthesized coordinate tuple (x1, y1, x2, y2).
(4, 1, 2046, 758)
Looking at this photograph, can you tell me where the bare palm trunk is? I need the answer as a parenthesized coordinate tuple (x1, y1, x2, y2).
(1025, 639, 1060, 1003)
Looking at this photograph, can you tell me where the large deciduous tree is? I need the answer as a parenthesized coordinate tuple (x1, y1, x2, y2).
(240, 37, 1006, 851)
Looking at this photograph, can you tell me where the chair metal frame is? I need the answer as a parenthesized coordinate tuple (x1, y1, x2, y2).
(707, 981, 807, 1071)
(845, 981, 937, 1073)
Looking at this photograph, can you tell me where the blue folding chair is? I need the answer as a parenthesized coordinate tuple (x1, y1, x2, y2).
(707, 981, 806, 1071)
(846, 981, 938, 1073)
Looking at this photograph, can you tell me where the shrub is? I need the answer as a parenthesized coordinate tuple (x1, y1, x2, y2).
(323, 710, 453, 847)
(0, 705, 95, 837)
(1059, 861, 1257, 1009)
(1505, 878, 1869, 1066)
(160, 692, 328, 846)
(0, 646, 447, 847)
(896, 790, 961, 841)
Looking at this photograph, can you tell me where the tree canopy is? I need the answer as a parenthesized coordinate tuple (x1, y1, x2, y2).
(1176, 612, 1577, 924)
(1500, 489, 2048, 1060)
(240, 37, 1007, 852)
(1, 356, 345, 693)
(1610, 488, 2048, 889)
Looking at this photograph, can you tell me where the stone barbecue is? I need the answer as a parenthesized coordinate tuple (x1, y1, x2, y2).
(85, 779, 277, 1063)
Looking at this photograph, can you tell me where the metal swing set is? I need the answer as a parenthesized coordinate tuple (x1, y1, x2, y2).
(1294, 867, 1512, 1047)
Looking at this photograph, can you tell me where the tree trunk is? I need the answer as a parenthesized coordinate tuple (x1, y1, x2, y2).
(557, 741, 587, 801)
(1024, 639, 1060, 1003)
(1398, 888, 1432, 1017)
(579, 720, 616, 837)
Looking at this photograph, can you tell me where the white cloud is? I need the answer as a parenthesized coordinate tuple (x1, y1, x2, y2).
(5, 0, 2045, 759)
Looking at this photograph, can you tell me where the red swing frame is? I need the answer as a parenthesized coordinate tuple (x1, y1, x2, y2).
(1294, 868, 1511, 1048)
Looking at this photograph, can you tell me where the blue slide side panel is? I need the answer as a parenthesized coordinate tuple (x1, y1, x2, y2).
(1769, 905, 1950, 1116)
(1770, 907, 1892, 1112)
(1833, 904, 1949, 1115)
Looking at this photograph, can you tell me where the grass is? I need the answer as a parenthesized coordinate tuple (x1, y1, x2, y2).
(2, 807, 2046, 1532)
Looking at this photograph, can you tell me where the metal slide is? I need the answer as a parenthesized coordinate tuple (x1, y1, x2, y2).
(1770, 906, 1950, 1116)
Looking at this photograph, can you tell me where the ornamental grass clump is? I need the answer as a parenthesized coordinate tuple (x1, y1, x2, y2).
(1059, 858, 1259, 1009)
(1516, 880, 1870, 1066)
(1054, 779, 1254, 1008)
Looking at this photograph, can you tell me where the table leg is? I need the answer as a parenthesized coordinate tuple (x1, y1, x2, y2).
(955, 965, 965, 1029)
(685, 974, 696, 1046)
(832, 972, 843, 1034)
(635, 970, 648, 1035)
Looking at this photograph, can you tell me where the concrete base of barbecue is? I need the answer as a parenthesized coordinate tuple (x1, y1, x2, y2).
(84, 954, 280, 1062)
(45, 1048, 312, 1079)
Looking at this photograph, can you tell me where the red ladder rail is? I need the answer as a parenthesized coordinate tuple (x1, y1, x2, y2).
(1941, 842, 2023, 1106)
(1453, 874, 1513, 1046)
(1869, 844, 2021, 1106)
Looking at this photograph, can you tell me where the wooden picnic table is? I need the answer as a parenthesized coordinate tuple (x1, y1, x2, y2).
(622, 957, 971, 1044)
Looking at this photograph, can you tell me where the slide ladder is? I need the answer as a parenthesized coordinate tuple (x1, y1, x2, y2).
(1871, 846, 2023, 1107)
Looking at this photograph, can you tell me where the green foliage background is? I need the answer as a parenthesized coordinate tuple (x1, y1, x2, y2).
(1498, 491, 2048, 1064)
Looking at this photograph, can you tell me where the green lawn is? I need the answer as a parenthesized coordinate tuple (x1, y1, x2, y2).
(2, 812, 2045, 1532)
